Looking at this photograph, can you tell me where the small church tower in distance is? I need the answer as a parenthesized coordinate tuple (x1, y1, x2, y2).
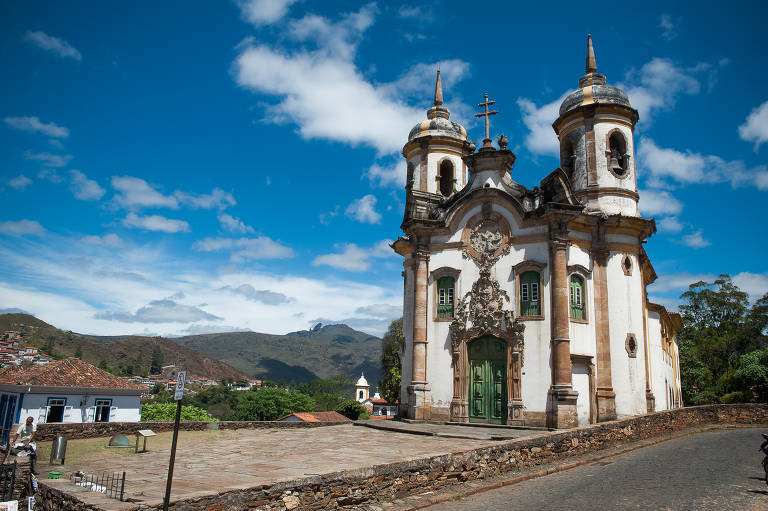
(553, 35, 640, 216)
(355, 373, 370, 403)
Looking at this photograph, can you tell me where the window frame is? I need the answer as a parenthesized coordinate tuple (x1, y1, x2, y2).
(431, 267, 461, 322)
(569, 272, 588, 323)
(513, 261, 546, 320)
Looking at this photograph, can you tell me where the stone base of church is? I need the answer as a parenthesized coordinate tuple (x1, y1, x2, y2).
(596, 387, 617, 422)
(508, 398, 525, 425)
(646, 390, 656, 413)
(548, 387, 579, 429)
(407, 382, 432, 421)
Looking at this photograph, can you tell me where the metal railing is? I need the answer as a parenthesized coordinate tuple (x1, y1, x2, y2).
(71, 471, 126, 501)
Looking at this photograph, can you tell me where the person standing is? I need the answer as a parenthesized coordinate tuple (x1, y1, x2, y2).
(12, 416, 38, 475)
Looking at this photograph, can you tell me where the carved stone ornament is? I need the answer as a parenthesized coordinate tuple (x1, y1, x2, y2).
(461, 203, 511, 267)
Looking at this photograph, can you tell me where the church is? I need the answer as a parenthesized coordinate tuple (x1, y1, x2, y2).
(393, 36, 683, 429)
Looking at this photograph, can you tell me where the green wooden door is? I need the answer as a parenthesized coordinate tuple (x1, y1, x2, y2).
(468, 336, 507, 424)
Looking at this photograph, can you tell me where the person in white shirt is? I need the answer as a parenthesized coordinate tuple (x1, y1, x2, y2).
(12, 416, 38, 475)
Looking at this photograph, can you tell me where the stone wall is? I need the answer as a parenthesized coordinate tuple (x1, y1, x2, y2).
(34, 404, 768, 510)
(34, 420, 346, 441)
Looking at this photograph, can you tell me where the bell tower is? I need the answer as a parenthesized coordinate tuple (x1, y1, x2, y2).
(552, 35, 640, 217)
(402, 71, 473, 198)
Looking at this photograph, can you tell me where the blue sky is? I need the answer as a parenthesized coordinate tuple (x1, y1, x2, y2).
(1, 0, 766, 337)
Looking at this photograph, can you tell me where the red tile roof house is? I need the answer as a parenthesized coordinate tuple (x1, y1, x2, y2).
(0, 358, 145, 442)
(277, 411, 351, 423)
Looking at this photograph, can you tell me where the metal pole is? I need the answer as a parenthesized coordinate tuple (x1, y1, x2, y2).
(120, 471, 126, 502)
(163, 400, 182, 511)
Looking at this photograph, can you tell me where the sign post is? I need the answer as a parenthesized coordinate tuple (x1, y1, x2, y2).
(163, 370, 186, 511)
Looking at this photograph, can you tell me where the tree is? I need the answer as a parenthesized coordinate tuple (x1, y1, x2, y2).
(141, 403, 215, 421)
(226, 387, 314, 421)
(678, 275, 768, 404)
(336, 399, 369, 420)
(150, 345, 164, 374)
(74, 344, 83, 359)
(378, 318, 403, 404)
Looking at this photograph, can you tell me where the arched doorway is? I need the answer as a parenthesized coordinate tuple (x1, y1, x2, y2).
(468, 336, 507, 424)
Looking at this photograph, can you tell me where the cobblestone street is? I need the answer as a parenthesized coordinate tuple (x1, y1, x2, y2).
(423, 428, 768, 511)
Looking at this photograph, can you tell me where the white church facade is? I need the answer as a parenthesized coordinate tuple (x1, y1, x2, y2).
(393, 36, 682, 428)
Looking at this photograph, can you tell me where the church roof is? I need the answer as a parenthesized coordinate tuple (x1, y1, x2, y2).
(356, 373, 369, 387)
(407, 70, 467, 143)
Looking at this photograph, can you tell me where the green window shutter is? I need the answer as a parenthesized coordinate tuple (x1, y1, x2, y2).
(520, 271, 540, 316)
(570, 275, 584, 319)
(437, 276, 455, 319)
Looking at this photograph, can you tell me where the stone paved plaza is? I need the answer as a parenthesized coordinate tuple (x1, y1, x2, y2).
(39, 423, 544, 509)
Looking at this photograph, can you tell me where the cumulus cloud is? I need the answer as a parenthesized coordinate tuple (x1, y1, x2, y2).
(0, 219, 46, 236)
(177, 324, 251, 335)
(37, 169, 63, 183)
(319, 205, 340, 226)
(235, 0, 300, 26)
(69, 170, 105, 200)
(309, 301, 402, 336)
(637, 189, 683, 216)
(95, 299, 221, 323)
(4, 116, 69, 138)
(353, 303, 401, 318)
(681, 229, 710, 249)
(312, 240, 393, 272)
(658, 216, 684, 233)
(25, 151, 71, 167)
(639, 137, 768, 190)
(122, 213, 190, 233)
(516, 93, 569, 157)
(738, 100, 768, 151)
(193, 236, 294, 261)
(7, 175, 32, 191)
(81, 233, 123, 247)
(222, 284, 293, 305)
(24, 30, 82, 61)
(366, 160, 405, 188)
(649, 272, 768, 303)
(345, 194, 381, 224)
(111, 176, 178, 209)
(218, 213, 254, 234)
(174, 188, 235, 210)
(659, 14, 677, 41)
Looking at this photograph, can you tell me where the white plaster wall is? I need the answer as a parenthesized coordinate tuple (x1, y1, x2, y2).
(572, 363, 591, 426)
(426, 152, 465, 195)
(20, 393, 140, 423)
(646, 311, 680, 411)
(595, 195, 638, 217)
(407, 155, 421, 191)
(593, 122, 638, 217)
(606, 252, 647, 417)
(567, 245, 596, 358)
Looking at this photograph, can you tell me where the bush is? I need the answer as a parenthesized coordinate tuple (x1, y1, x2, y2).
(720, 391, 752, 404)
(226, 387, 315, 421)
(141, 402, 216, 422)
(336, 399, 368, 420)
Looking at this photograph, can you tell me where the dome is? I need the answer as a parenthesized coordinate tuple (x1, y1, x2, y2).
(558, 82, 631, 116)
(408, 116, 467, 142)
(356, 373, 369, 387)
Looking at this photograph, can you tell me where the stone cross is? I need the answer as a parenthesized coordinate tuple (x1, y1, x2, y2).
(475, 93, 498, 148)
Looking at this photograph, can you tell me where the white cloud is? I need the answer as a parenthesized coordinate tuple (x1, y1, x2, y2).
(659, 14, 676, 41)
(49, 139, 64, 149)
(193, 236, 294, 261)
(319, 206, 340, 226)
(37, 169, 63, 183)
(681, 229, 710, 248)
(25, 151, 71, 167)
(4, 116, 69, 138)
(739, 100, 768, 151)
(732, 273, 768, 300)
(69, 170, 105, 201)
(7, 175, 32, 191)
(658, 216, 684, 233)
(366, 159, 406, 188)
(218, 213, 254, 234)
(639, 137, 768, 190)
(0, 219, 46, 236)
(398, 6, 425, 19)
(174, 188, 235, 210)
(312, 240, 393, 272)
(222, 284, 293, 305)
(649, 271, 768, 303)
(122, 213, 190, 233)
(345, 194, 381, 224)
(111, 176, 178, 209)
(81, 234, 123, 247)
(24, 30, 82, 61)
(95, 299, 222, 323)
(516, 93, 569, 156)
(637, 188, 683, 216)
(235, 0, 300, 26)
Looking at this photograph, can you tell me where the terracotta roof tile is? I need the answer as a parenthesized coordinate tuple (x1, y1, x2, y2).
(0, 358, 144, 389)
(278, 411, 351, 423)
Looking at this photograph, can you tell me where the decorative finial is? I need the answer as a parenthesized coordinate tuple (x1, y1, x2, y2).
(475, 93, 498, 148)
(586, 33, 597, 74)
(434, 69, 443, 107)
(497, 133, 508, 150)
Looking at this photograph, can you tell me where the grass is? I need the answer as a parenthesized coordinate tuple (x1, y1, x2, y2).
(35, 429, 237, 468)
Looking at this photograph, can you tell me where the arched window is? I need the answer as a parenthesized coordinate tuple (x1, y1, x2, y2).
(437, 276, 455, 318)
(439, 160, 454, 196)
(608, 132, 628, 177)
(358, 390, 364, 399)
(570, 274, 585, 320)
(520, 271, 541, 316)
(622, 255, 632, 275)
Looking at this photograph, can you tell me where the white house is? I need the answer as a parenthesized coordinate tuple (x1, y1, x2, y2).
(0, 358, 144, 440)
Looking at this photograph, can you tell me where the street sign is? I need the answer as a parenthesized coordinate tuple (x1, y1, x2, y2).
(174, 371, 186, 401)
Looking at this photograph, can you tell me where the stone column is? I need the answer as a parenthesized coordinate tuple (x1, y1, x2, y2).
(548, 226, 578, 428)
(408, 250, 431, 421)
(592, 246, 616, 421)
